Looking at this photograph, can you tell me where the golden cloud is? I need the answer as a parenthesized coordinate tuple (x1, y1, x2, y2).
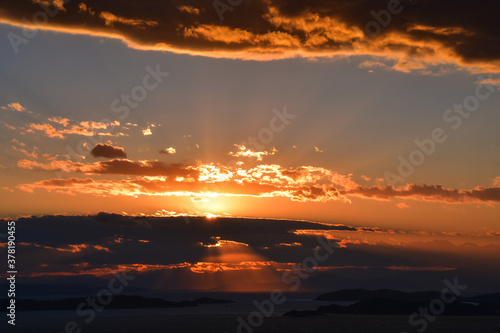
(15, 157, 500, 204)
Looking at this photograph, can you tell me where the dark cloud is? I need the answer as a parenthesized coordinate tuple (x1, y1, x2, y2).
(3, 214, 353, 268)
(344, 184, 500, 203)
(18, 158, 198, 179)
(1, 0, 500, 72)
(2, 215, 500, 294)
(85, 159, 197, 178)
(90, 143, 127, 158)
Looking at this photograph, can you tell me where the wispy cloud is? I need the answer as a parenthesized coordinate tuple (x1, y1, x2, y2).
(228, 145, 277, 161)
(26, 118, 123, 138)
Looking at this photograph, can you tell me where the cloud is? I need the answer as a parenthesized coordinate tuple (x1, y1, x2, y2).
(2, 102, 26, 112)
(78, 2, 95, 15)
(3, 123, 16, 130)
(27, 118, 122, 138)
(16, 161, 356, 200)
(1, 0, 500, 72)
(79, 120, 120, 130)
(16, 156, 500, 205)
(19, 242, 110, 253)
(90, 143, 127, 158)
(2, 215, 500, 293)
(48, 116, 70, 127)
(228, 145, 277, 161)
(32, 0, 65, 12)
(99, 11, 158, 28)
(12, 146, 38, 159)
(344, 184, 500, 204)
(475, 78, 500, 86)
(27, 123, 65, 138)
(159, 147, 176, 155)
(493, 176, 500, 187)
(177, 5, 200, 15)
(18, 158, 198, 181)
(396, 202, 410, 209)
(406, 24, 473, 37)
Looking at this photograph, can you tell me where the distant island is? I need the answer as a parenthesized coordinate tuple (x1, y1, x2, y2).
(316, 298, 500, 316)
(284, 289, 500, 317)
(315, 288, 500, 303)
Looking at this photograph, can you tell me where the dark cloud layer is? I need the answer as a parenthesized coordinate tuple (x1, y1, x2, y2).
(344, 184, 500, 203)
(18, 158, 198, 180)
(2, 0, 500, 72)
(1, 215, 500, 293)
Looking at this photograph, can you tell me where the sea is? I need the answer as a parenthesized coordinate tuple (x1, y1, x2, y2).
(5, 297, 500, 333)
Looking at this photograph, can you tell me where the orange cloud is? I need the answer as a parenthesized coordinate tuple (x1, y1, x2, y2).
(228, 145, 277, 161)
(177, 5, 200, 15)
(99, 11, 158, 28)
(16, 157, 500, 205)
(78, 2, 95, 15)
(493, 176, 500, 187)
(344, 184, 500, 204)
(407, 24, 473, 37)
(396, 202, 410, 209)
(19, 242, 110, 253)
(28, 123, 65, 138)
(276, 242, 302, 247)
(27, 118, 122, 138)
(32, 0, 65, 12)
(48, 116, 70, 127)
(2, 102, 26, 112)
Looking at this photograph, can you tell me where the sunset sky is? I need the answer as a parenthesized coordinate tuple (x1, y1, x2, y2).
(0, 0, 499, 293)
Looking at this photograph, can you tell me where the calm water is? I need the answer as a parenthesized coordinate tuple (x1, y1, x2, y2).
(5, 303, 500, 333)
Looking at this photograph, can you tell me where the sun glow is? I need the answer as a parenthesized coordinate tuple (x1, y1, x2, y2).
(195, 237, 282, 291)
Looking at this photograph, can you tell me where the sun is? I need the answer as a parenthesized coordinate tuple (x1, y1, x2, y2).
(192, 196, 229, 217)
(205, 213, 218, 219)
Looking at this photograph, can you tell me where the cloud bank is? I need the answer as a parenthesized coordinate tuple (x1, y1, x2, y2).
(16, 157, 500, 204)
